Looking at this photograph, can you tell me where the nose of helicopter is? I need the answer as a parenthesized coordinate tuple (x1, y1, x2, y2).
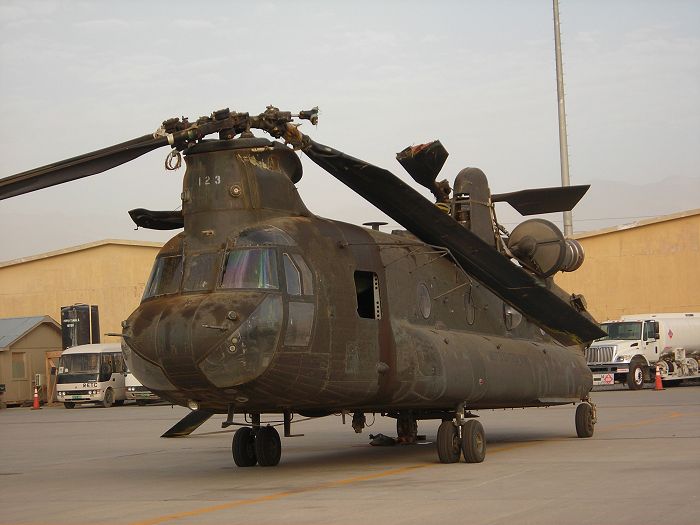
(123, 292, 283, 393)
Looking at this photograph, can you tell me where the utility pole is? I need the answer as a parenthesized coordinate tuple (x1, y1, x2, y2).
(553, 0, 573, 237)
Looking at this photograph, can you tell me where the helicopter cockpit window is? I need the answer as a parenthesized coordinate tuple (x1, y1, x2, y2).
(283, 253, 315, 296)
(220, 248, 279, 290)
(236, 226, 296, 247)
(143, 255, 183, 299)
(183, 252, 221, 292)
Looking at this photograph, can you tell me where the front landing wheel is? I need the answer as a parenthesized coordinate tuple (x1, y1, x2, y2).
(232, 427, 257, 467)
(255, 426, 281, 467)
(436, 421, 461, 463)
(575, 402, 595, 438)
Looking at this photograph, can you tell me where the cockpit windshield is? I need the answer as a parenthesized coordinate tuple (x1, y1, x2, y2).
(143, 255, 183, 299)
(220, 248, 279, 289)
(597, 321, 642, 341)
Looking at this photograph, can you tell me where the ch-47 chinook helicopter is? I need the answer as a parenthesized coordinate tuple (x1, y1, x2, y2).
(0, 106, 605, 467)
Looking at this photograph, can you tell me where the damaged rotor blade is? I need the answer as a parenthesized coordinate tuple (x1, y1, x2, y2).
(491, 185, 590, 215)
(302, 138, 605, 345)
(0, 134, 169, 200)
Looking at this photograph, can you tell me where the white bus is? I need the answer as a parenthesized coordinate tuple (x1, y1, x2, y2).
(56, 343, 127, 408)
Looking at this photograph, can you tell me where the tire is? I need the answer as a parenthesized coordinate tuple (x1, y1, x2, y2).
(102, 388, 114, 408)
(627, 361, 645, 390)
(575, 403, 594, 438)
(436, 421, 461, 463)
(254, 426, 281, 467)
(64, 402, 76, 409)
(461, 420, 486, 463)
(232, 427, 258, 467)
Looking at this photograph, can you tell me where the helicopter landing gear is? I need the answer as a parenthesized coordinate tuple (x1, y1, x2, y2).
(436, 405, 486, 464)
(575, 398, 596, 438)
(231, 423, 282, 467)
(396, 414, 418, 444)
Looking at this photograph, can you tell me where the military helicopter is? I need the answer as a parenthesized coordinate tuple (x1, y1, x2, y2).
(0, 106, 605, 467)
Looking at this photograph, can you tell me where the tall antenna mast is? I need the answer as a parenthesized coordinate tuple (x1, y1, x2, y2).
(553, 0, 573, 237)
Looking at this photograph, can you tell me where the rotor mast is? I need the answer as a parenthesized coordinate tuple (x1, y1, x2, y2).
(553, 0, 573, 238)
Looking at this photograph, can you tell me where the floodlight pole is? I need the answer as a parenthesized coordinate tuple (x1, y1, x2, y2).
(553, 0, 573, 237)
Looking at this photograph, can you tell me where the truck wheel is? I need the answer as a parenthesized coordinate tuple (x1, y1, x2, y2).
(101, 388, 114, 408)
(64, 402, 76, 409)
(575, 403, 594, 438)
(627, 361, 644, 390)
(436, 421, 461, 463)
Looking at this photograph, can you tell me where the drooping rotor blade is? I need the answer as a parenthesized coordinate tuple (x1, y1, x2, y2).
(129, 208, 184, 230)
(491, 185, 590, 215)
(302, 138, 605, 346)
(0, 134, 169, 200)
(161, 409, 214, 438)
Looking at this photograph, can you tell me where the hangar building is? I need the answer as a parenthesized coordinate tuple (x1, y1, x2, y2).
(0, 239, 163, 344)
(555, 209, 700, 322)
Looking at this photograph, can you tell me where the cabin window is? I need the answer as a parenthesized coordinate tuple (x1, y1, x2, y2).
(417, 283, 431, 319)
(143, 255, 183, 299)
(285, 302, 315, 346)
(220, 248, 279, 290)
(504, 305, 523, 331)
(183, 252, 221, 292)
(354, 271, 381, 319)
(12, 353, 26, 380)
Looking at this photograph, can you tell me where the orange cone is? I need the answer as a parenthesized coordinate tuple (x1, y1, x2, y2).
(31, 385, 41, 410)
(654, 365, 664, 391)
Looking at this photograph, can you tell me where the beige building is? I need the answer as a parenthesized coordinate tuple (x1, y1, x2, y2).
(0, 240, 163, 344)
(555, 209, 700, 322)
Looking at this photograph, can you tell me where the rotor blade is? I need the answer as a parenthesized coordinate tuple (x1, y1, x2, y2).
(128, 208, 184, 230)
(0, 134, 169, 200)
(491, 185, 590, 215)
(303, 139, 605, 346)
(161, 409, 214, 438)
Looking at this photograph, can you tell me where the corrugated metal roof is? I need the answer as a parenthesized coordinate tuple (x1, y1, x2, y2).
(0, 315, 60, 350)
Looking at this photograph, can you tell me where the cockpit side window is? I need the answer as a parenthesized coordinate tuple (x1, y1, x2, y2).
(143, 255, 183, 299)
(220, 248, 279, 290)
(283, 253, 302, 295)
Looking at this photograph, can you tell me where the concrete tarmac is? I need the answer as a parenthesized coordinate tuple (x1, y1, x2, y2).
(1, 384, 699, 525)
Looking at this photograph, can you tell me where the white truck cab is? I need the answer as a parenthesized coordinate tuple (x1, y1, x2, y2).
(587, 313, 700, 389)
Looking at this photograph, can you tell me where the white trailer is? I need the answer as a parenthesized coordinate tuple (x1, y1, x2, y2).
(587, 313, 700, 389)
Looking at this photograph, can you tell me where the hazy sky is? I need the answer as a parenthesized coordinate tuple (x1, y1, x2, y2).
(1, 0, 698, 262)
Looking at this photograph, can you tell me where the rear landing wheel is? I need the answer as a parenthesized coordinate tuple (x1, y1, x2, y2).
(575, 402, 595, 438)
(436, 421, 461, 463)
(232, 427, 257, 467)
(255, 426, 281, 467)
(461, 420, 486, 463)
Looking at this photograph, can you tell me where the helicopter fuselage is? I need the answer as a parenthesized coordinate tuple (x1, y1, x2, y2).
(121, 137, 592, 416)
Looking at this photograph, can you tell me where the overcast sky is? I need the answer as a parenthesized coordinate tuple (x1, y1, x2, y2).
(1, 0, 698, 262)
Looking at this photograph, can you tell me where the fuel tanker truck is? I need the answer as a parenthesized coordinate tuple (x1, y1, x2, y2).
(586, 313, 700, 389)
